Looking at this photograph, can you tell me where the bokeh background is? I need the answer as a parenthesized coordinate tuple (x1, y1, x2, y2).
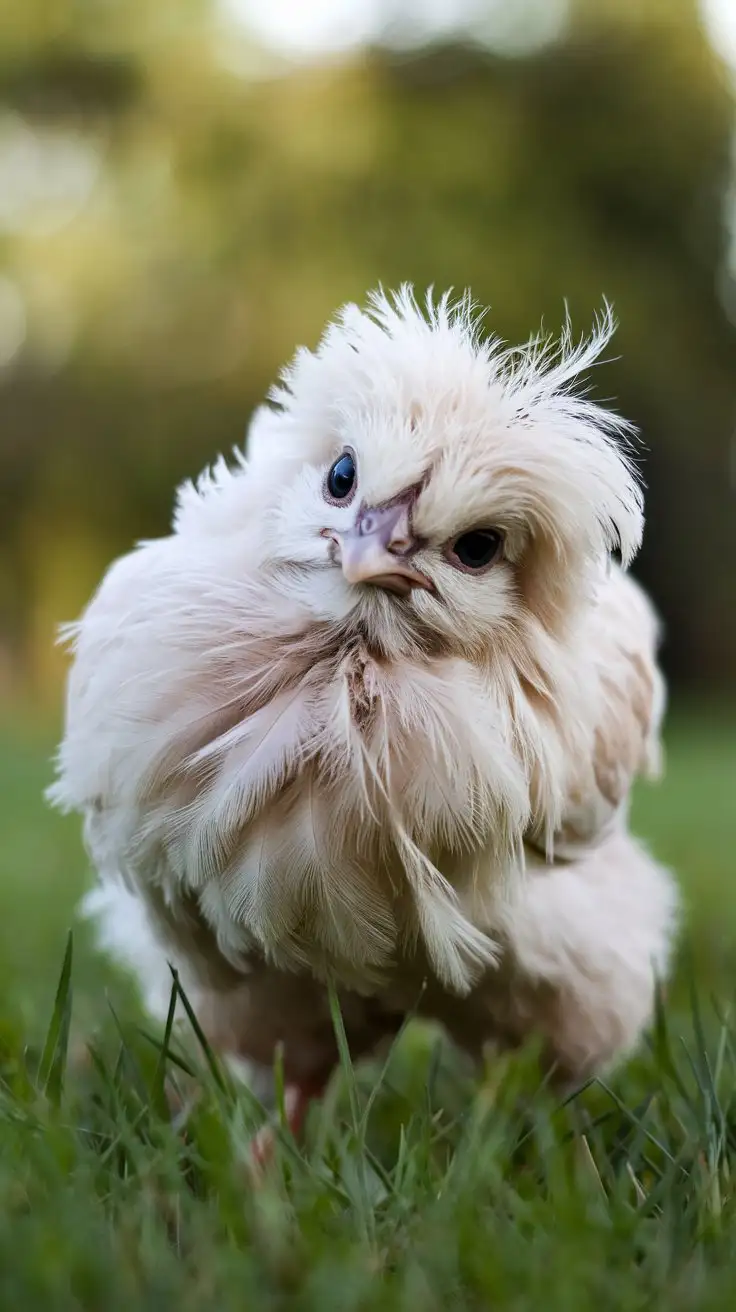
(0, 0, 733, 1018)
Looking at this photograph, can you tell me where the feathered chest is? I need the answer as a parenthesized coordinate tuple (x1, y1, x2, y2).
(127, 640, 527, 986)
(115, 641, 532, 992)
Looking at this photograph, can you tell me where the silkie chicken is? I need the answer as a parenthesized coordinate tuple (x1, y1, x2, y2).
(50, 287, 678, 1154)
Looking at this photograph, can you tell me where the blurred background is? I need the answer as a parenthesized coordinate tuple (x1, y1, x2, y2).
(0, 0, 733, 1016)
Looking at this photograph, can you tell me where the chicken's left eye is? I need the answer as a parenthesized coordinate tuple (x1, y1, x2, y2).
(447, 529, 503, 572)
(326, 452, 356, 501)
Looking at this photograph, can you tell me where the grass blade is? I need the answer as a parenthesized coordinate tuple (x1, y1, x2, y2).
(38, 930, 74, 1109)
(168, 966, 230, 1097)
(327, 984, 375, 1244)
(151, 976, 181, 1119)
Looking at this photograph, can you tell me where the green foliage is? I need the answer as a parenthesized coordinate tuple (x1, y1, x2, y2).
(4, 935, 736, 1308)
(0, 0, 734, 697)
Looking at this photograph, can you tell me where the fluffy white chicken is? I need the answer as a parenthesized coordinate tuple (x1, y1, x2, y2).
(51, 288, 678, 1143)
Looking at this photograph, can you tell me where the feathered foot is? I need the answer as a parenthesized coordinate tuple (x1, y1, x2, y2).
(249, 1080, 323, 1175)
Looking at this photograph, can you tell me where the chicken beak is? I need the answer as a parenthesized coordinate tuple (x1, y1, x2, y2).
(333, 501, 433, 596)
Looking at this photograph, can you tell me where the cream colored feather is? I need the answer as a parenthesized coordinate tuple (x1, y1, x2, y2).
(50, 287, 678, 1122)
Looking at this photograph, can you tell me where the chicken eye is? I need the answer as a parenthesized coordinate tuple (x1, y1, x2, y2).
(448, 529, 503, 572)
(325, 452, 356, 502)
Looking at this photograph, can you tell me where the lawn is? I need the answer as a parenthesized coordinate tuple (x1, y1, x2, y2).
(0, 704, 734, 1309)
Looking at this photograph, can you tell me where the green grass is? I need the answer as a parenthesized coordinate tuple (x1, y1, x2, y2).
(0, 705, 735, 1309)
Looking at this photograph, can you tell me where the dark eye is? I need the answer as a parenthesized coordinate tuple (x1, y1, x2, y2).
(448, 529, 503, 572)
(325, 451, 356, 502)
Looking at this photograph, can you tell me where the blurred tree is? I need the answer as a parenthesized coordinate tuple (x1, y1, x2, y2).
(0, 0, 734, 699)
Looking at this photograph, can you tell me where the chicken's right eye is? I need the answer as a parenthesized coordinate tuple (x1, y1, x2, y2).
(325, 452, 356, 502)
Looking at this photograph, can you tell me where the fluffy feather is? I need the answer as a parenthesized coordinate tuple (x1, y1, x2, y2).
(51, 287, 677, 1105)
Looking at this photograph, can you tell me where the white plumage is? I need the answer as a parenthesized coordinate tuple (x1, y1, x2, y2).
(50, 288, 678, 1134)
